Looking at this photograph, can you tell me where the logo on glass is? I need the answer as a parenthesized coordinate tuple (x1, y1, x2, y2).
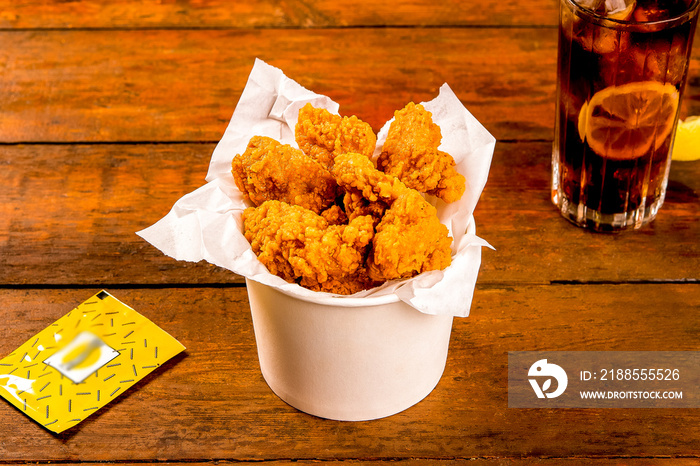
(528, 359, 568, 399)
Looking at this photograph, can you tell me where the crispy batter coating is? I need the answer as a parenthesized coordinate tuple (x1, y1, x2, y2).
(330, 151, 400, 226)
(239, 102, 463, 293)
(341, 190, 389, 227)
(331, 152, 453, 281)
(242, 200, 379, 295)
(295, 103, 377, 169)
(367, 189, 453, 281)
(331, 152, 406, 202)
(231, 136, 338, 214)
(377, 102, 466, 203)
(320, 204, 348, 225)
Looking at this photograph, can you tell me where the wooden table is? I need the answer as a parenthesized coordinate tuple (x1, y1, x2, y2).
(1, 1, 698, 464)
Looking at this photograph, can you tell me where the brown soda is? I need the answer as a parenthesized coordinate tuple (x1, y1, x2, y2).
(552, 0, 699, 230)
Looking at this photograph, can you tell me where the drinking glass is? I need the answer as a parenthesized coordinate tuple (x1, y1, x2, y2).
(552, 0, 700, 231)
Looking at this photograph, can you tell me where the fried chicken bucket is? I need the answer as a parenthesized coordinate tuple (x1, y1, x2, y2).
(138, 59, 496, 421)
(246, 278, 454, 421)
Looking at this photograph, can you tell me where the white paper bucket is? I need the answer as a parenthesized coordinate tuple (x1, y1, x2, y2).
(246, 278, 454, 421)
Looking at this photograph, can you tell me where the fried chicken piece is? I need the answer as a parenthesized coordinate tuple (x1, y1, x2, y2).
(368, 189, 452, 282)
(331, 152, 453, 281)
(341, 190, 389, 227)
(295, 103, 377, 169)
(330, 150, 404, 225)
(377, 102, 466, 203)
(431, 151, 466, 202)
(320, 204, 348, 225)
(231, 136, 337, 214)
(242, 200, 379, 295)
(331, 152, 406, 203)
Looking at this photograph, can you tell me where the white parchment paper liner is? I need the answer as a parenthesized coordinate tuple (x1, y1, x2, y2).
(137, 58, 496, 317)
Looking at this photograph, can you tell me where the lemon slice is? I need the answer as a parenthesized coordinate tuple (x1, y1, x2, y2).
(578, 81, 679, 160)
(672, 116, 700, 161)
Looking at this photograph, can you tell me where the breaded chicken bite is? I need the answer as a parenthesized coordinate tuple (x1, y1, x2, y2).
(367, 189, 452, 282)
(295, 103, 377, 169)
(377, 102, 465, 203)
(331, 152, 453, 281)
(242, 200, 379, 295)
(231, 136, 338, 214)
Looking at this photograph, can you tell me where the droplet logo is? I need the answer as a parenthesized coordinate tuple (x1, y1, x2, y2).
(528, 359, 568, 399)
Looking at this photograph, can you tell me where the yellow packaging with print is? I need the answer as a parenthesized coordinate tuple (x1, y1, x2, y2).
(0, 291, 185, 433)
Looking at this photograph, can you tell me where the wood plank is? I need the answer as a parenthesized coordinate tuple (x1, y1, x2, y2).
(0, 286, 697, 460)
(3, 28, 700, 144)
(23, 461, 700, 466)
(1, 142, 698, 286)
(476, 142, 700, 284)
(0, 27, 566, 142)
(0, 143, 239, 285)
(0, 0, 559, 29)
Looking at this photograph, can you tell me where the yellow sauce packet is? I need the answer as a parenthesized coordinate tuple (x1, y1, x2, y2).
(0, 291, 185, 433)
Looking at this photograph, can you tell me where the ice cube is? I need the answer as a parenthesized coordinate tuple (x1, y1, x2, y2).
(632, 0, 690, 22)
(604, 0, 637, 19)
(575, 0, 636, 17)
(577, 0, 605, 11)
(592, 23, 631, 54)
(601, 34, 689, 86)
(642, 34, 689, 84)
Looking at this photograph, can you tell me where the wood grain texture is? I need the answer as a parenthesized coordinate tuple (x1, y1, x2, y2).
(0, 0, 559, 29)
(3, 28, 700, 144)
(476, 142, 700, 284)
(0, 28, 559, 143)
(0, 287, 696, 461)
(1, 142, 697, 286)
(21, 461, 700, 466)
(0, 143, 236, 285)
(1, 0, 699, 462)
